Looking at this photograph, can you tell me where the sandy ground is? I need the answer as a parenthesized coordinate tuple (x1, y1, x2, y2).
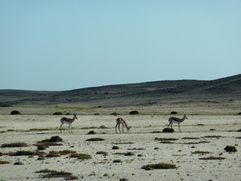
(0, 114, 241, 181)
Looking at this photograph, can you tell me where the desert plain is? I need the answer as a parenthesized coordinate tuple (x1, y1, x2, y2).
(0, 104, 241, 181)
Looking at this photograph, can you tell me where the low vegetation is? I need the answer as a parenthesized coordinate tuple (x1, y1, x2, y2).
(182, 141, 210, 144)
(127, 147, 145, 150)
(202, 135, 223, 139)
(85, 138, 105, 141)
(129, 110, 139, 115)
(96, 151, 108, 156)
(162, 128, 174, 133)
(10, 110, 21, 115)
(8, 150, 36, 156)
(113, 159, 122, 163)
(170, 111, 178, 115)
(1, 142, 28, 148)
(113, 152, 135, 156)
(0, 160, 10, 164)
(112, 142, 134, 145)
(154, 137, 178, 141)
(46, 151, 61, 158)
(69, 153, 92, 160)
(191, 151, 210, 155)
(53, 112, 63, 115)
(182, 137, 200, 140)
(87, 130, 96, 135)
(35, 136, 63, 147)
(199, 156, 226, 160)
(141, 163, 177, 170)
(36, 169, 78, 180)
(224, 145, 237, 153)
(112, 145, 119, 150)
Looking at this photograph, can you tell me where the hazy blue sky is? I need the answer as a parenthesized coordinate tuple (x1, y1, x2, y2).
(1, 0, 241, 90)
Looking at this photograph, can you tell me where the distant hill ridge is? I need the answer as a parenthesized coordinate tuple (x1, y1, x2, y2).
(0, 74, 241, 106)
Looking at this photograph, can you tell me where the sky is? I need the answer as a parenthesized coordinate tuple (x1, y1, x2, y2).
(0, 0, 241, 91)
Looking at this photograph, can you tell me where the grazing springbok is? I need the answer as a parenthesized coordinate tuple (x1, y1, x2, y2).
(59, 114, 78, 132)
(115, 117, 131, 133)
(168, 114, 188, 131)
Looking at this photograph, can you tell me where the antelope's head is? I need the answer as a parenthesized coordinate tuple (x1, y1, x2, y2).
(184, 114, 188, 120)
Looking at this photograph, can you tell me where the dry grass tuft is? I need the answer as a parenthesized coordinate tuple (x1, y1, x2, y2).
(224, 145, 237, 153)
(182, 137, 200, 140)
(36, 136, 63, 147)
(8, 150, 36, 156)
(85, 138, 105, 141)
(113, 159, 122, 163)
(191, 151, 210, 155)
(96, 151, 108, 156)
(46, 151, 61, 158)
(154, 137, 178, 141)
(199, 156, 226, 160)
(87, 130, 96, 135)
(69, 153, 92, 160)
(112, 142, 134, 145)
(203, 135, 223, 139)
(36, 169, 78, 180)
(162, 128, 174, 133)
(141, 163, 177, 170)
(0, 160, 10, 164)
(1, 142, 28, 148)
(113, 152, 135, 156)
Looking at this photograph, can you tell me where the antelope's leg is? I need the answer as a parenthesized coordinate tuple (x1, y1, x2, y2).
(118, 124, 121, 133)
(115, 124, 118, 133)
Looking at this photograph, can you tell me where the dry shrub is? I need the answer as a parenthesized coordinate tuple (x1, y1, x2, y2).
(113, 159, 122, 163)
(141, 163, 177, 170)
(182, 137, 199, 140)
(170, 111, 178, 115)
(162, 128, 174, 133)
(203, 135, 222, 139)
(99, 125, 108, 129)
(0, 160, 10, 164)
(69, 153, 91, 160)
(46, 151, 61, 158)
(36, 136, 63, 147)
(87, 130, 96, 135)
(36, 169, 78, 180)
(110, 112, 119, 116)
(112, 145, 119, 150)
(96, 151, 108, 156)
(1, 142, 28, 148)
(224, 145, 237, 153)
(10, 110, 21, 115)
(129, 110, 139, 115)
(85, 138, 105, 141)
(53, 112, 63, 115)
(154, 137, 178, 141)
(8, 151, 36, 156)
(191, 151, 210, 155)
(199, 156, 226, 160)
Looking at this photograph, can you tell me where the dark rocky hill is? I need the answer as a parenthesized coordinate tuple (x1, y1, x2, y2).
(0, 74, 241, 107)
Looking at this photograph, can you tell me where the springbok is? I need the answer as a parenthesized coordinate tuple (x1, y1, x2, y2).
(115, 117, 131, 133)
(168, 114, 188, 131)
(59, 114, 78, 132)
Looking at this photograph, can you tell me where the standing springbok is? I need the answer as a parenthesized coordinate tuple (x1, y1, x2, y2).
(115, 117, 131, 133)
(59, 114, 78, 132)
(168, 114, 188, 131)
